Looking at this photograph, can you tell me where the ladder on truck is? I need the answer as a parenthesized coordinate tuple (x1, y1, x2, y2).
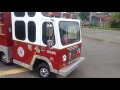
(0, 21, 5, 36)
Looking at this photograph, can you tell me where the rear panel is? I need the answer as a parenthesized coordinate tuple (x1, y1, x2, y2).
(0, 12, 12, 47)
(0, 12, 13, 62)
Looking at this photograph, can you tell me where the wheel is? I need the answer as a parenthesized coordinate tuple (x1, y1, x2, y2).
(37, 63, 56, 78)
(1, 53, 8, 65)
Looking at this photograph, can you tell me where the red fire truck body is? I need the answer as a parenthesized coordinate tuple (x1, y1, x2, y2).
(0, 12, 85, 78)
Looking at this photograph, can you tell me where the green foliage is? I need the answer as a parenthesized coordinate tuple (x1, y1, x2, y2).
(79, 12, 90, 21)
(110, 12, 120, 29)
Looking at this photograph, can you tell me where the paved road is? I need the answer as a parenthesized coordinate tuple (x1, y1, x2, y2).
(0, 28, 120, 78)
(82, 28, 120, 44)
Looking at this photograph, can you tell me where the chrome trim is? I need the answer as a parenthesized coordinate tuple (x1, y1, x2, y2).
(12, 55, 57, 73)
(30, 55, 58, 73)
(13, 55, 85, 77)
(0, 45, 13, 63)
(58, 57, 85, 77)
(68, 58, 78, 64)
(13, 59, 32, 70)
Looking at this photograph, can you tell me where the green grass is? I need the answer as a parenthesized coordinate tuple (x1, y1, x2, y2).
(82, 26, 120, 31)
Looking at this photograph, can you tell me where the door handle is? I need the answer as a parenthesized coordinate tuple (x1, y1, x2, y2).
(15, 41, 18, 45)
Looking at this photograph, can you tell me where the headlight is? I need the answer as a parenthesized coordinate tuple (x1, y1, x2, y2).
(62, 55, 67, 62)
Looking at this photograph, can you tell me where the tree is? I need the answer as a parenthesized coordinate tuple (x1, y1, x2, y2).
(110, 12, 120, 29)
(78, 12, 90, 21)
(111, 12, 120, 21)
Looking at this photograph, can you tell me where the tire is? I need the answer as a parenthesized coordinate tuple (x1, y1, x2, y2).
(1, 53, 8, 65)
(37, 63, 56, 78)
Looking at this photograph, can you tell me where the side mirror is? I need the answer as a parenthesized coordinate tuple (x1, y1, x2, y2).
(46, 22, 54, 49)
(46, 22, 54, 37)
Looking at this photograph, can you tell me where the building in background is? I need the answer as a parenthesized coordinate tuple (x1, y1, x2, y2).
(91, 14, 111, 27)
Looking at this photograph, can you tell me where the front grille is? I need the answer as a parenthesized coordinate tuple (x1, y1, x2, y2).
(68, 47, 79, 64)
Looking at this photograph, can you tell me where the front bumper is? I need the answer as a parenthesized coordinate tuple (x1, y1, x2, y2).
(58, 57, 85, 77)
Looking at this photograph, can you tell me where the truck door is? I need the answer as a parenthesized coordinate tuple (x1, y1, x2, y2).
(12, 12, 37, 64)
(13, 21, 28, 63)
(12, 12, 28, 63)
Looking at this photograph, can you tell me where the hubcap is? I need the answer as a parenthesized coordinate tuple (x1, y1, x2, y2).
(40, 68, 49, 78)
(2, 54, 7, 63)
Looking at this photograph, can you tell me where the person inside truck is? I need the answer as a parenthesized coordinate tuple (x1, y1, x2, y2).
(61, 34, 69, 45)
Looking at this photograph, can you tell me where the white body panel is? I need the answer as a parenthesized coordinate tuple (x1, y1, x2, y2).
(11, 12, 82, 50)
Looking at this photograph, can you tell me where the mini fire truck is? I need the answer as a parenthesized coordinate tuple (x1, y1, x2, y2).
(0, 12, 85, 78)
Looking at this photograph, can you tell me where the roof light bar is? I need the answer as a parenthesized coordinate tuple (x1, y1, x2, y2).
(63, 13, 71, 18)
(42, 12, 78, 19)
(47, 12, 61, 18)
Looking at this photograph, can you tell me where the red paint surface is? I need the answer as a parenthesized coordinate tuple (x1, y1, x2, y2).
(58, 44, 81, 70)
(13, 41, 28, 63)
(13, 40, 81, 70)
(0, 12, 13, 47)
(0, 12, 82, 71)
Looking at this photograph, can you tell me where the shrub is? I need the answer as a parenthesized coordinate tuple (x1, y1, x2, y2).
(110, 21, 120, 29)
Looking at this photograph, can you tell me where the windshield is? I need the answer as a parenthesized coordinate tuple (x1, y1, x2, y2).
(59, 21, 80, 46)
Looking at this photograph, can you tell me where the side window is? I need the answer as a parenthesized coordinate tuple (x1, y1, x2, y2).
(28, 21, 36, 42)
(42, 22, 55, 45)
(15, 21, 25, 40)
(14, 12, 25, 17)
(28, 12, 36, 17)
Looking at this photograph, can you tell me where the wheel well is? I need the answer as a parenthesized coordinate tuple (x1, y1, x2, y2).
(33, 58, 49, 70)
(0, 51, 4, 57)
(0, 51, 5, 55)
(0, 51, 4, 61)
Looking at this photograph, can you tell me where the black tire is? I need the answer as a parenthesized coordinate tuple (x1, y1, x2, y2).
(37, 63, 56, 78)
(1, 53, 8, 65)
